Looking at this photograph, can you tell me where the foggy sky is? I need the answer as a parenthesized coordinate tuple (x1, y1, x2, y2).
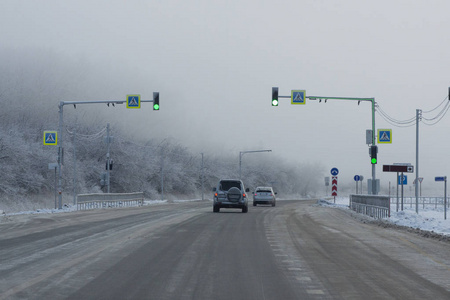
(2, 0, 450, 192)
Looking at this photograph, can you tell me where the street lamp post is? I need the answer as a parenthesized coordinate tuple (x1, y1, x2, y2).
(239, 150, 272, 180)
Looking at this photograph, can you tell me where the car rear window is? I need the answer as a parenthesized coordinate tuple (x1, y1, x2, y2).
(220, 181, 241, 191)
(257, 190, 272, 193)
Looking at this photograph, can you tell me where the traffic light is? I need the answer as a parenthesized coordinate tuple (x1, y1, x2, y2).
(153, 92, 160, 110)
(370, 145, 378, 164)
(272, 87, 279, 106)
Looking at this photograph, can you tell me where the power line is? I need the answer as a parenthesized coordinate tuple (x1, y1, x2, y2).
(376, 95, 450, 127)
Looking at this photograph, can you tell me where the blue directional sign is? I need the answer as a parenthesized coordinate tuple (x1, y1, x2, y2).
(291, 90, 306, 105)
(354, 175, 360, 181)
(398, 174, 407, 185)
(435, 176, 446, 182)
(378, 129, 392, 144)
(43, 131, 57, 145)
(126, 94, 141, 109)
(330, 167, 339, 176)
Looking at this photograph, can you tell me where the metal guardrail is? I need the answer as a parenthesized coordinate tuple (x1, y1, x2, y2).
(391, 197, 450, 209)
(350, 194, 390, 219)
(76, 192, 144, 211)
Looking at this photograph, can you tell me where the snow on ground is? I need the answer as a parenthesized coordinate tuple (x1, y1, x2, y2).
(1, 199, 171, 217)
(319, 196, 450, 236)
(2, 197, 449, 237)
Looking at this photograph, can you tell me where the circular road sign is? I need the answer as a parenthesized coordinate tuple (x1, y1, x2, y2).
(330, 168, 339, 176)
(354, 175, 360, 181)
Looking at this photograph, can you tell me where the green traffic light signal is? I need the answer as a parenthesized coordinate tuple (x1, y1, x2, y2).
(272, 87, 279, 106)
(370, 145, 378, 164)
(153, 92, 159, 111)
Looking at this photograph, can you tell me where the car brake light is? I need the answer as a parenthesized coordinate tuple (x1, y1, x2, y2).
(243, 193, 246, 197)
(214, 193, 218, 197)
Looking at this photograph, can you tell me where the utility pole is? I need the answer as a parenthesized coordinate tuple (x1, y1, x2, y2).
(106, 123, 111, 193)
(415, 109, 422, 213)
(161, 155, 164, 201)
(72, 124, 77, 205)
(201, 153, 204, 201)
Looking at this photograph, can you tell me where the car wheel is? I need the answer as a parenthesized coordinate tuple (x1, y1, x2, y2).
(242, 206, 248, 213)
(213, 205, 220, 213)
(272, 201, 276, 207)
(253, 202, 256, 206)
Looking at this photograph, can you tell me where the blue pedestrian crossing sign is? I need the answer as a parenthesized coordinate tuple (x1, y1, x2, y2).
(291, 90, 306, 105)
(126, 94, 141, 109)
(378, 129, 392, 144)
(43, 131, 58, 145)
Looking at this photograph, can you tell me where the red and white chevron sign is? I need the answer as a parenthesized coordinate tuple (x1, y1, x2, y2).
(331, 176, 338, 196)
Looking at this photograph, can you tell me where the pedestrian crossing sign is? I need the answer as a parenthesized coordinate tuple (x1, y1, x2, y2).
(126, 94, 141, 109)
(291, 90, 306, 105)
(377, 129, 392, 144)
(43, 131, 58, 145)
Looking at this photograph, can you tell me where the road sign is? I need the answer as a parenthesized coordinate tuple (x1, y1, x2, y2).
(378, 129, 392, 144)
(354, 175, 360, 181)
(331, 176, 338, 196)
(330, 167, 339, 176)
(413, 177, 424, 184)
(383, 165, 414, 173)
(126, 94, 141, 109)
(435, 176, 446, 182)
(398, 175, 407, 185)
(43, 131, 58, 145)
(291, 90, 306, 105)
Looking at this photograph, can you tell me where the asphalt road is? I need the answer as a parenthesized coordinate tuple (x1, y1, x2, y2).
(0, 200, 449, 299)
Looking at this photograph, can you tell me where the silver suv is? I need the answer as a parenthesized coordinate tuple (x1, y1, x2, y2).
(253, 186, 277, 207)
(213, 179, 249, 213)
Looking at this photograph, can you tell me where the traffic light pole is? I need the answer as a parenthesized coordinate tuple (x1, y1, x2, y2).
(57, 98, 157, 209)
(275, 92, 377, 194)
(307, 96, 377, 195)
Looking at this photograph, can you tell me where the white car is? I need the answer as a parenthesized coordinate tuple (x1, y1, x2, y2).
(253, 187, 277, 207)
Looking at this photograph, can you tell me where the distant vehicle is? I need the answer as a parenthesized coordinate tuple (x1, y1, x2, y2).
(213, 179, 249, 213)
(253, 186, 277, 207)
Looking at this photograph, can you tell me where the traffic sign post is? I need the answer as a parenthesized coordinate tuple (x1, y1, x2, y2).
(377, 129, 392, 144)
(126, 94, 141, 109)
(398, 174, 407, 185)
(435, 176, 447, 220)
(331, 168, 339, 176)
(291, 90, 306, 105)
(324, 177, 330, 196)
(330, 168, 339, 202)
(43, 131, 58, 146)
(383, 164, 414, 211)
(354, 175, 361, 194)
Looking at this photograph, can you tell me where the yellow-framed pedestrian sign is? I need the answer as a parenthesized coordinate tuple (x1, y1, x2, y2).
(43, 131, 58, 145)
(378, 129, 392, 144)
(291, 90, 306, 105)
(126, 94, 141, 109)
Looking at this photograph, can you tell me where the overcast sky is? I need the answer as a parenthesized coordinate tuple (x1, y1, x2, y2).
(2, 0, 450, 192)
